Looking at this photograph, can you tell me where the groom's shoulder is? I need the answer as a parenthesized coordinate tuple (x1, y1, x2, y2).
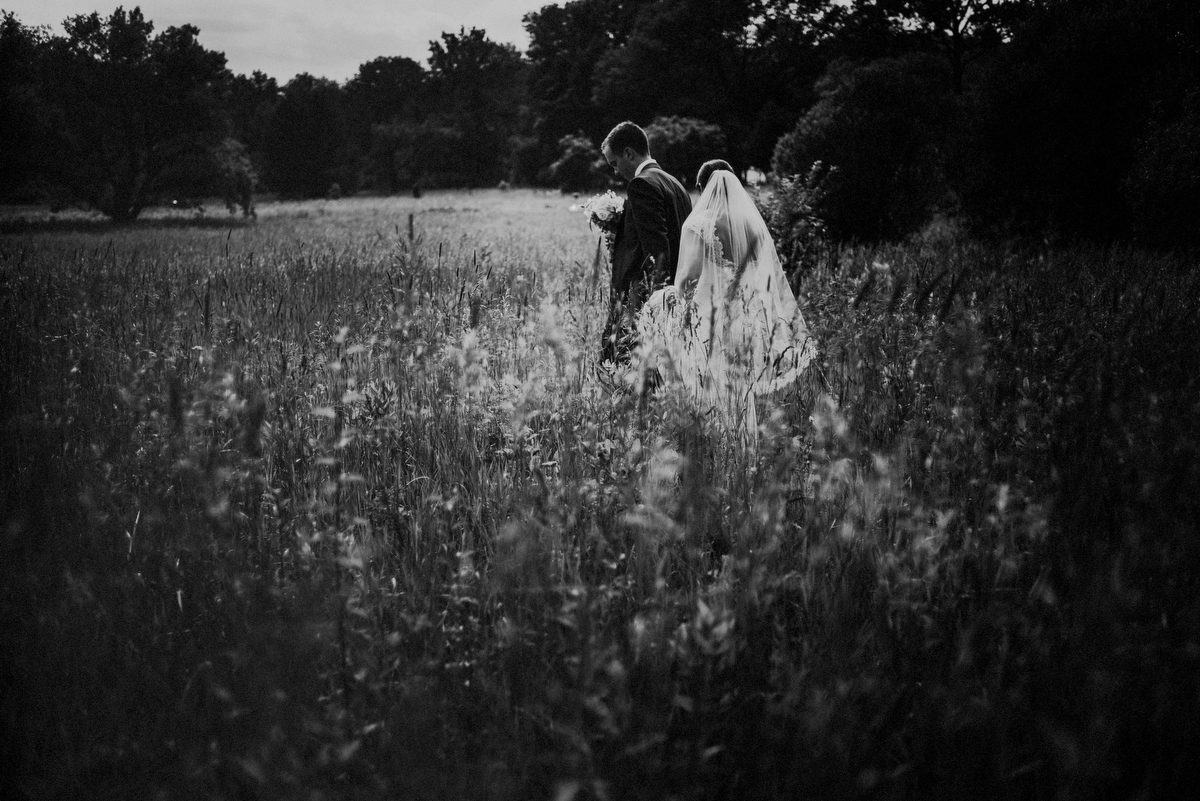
(637, 165, 686, 192)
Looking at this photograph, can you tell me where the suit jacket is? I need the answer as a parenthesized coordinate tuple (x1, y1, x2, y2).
(611, 162, 693, 304)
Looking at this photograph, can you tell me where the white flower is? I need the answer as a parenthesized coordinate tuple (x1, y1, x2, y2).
(582, 191, 624, 234)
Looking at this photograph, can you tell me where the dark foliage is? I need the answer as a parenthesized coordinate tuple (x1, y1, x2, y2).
(523, 0, 646, 170)
(423, 28, 530, 187)
(591, 0, 828, 172)
(346, 56, 426, 191)
(754, 161, 833, 275)
(1125, 93, 1200, 247)
(223, 70, 280, 168)
(645, 116, 727, 190)
(9, 8, 240, 220)
(0, 12, 53, 202)
(2, 0, 1197, 236)
(774, 54, 957, 241)
(261, 73, 358, 198)
(548, 133, 605, 192)
(957, 0, 1200, 244)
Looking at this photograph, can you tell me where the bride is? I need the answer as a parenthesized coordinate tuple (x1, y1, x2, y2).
(637, 160, 817, 441)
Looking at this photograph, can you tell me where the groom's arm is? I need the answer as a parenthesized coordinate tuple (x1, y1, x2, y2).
(627, 178, 671, 285)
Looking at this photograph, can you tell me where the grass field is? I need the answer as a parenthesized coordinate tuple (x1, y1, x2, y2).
(2, 190, 1199, 800)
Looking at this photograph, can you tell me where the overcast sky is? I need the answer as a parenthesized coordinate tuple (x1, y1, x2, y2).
(7, 1, 538, 83)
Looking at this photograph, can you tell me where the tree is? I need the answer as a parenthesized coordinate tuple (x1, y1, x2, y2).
(346, 56, 427, 191)
(773, 54, 956, 240)
(261, 73, 357, 197)
(547, 133, 604, 192)
(224, 70, 279, 162)
(644, 116, 727, 189)
(35, 7, 235, 221)
(210, 137, 257, 216)
(374, 121, 468, 190)
(523, 0, 654, 172)
(961, 0, 1200, 240)
(357, 29, 528, 190)
(873, 0, 1031, 91)
(1125, 94, 1200, 248)
(423, 27, 529, 186)
(0, 13, 55, 201)
(346, 55, 426, 127)
(592, 0, 836, 170)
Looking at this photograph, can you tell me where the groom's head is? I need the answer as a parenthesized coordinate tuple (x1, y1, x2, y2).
(602, 122, 650, 182)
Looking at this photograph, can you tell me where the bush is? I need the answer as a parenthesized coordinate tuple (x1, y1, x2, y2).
(505, 134, 541, 187)
(211, 137, 257, 217)
(1125, 94, 1200, 248)
(772, 55, 955, 242)
(754, 162, 834, 277)
(645, 116, 726, 189)
(548, 133, 604, 193)
(957, 0, 1199, 242)
(374, 122, 474, 190)
(262, 74, 358, 198)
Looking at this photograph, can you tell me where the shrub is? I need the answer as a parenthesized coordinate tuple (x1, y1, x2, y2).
(645, 116, 727, 189)
(211, 137, 257, 217)
(1124, 93, 1200, 248)
(754, 161, 834, 276)
(548, 133, 603, 192)
(772, 55, 955, 241)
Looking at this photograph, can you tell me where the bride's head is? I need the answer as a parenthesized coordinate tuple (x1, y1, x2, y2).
(696, 159, 735, 191)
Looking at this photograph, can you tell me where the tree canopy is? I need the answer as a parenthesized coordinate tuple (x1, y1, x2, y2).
(2, 1, 1197, 245)
(36, 7, 234, 220)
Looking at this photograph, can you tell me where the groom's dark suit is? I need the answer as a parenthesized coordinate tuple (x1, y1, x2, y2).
(603, 160, 693, 363)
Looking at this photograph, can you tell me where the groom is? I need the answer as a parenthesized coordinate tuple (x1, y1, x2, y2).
(600, 121, 693, 364)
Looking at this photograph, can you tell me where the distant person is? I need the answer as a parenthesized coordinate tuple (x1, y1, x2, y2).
(637, 159, 817, 442)
(599, 121, 693, 364)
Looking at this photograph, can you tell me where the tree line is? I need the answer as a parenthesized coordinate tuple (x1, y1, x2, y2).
(1, 1, 1197, 245)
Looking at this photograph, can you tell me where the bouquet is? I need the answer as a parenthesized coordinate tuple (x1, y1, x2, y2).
(582, 190, 624, 259)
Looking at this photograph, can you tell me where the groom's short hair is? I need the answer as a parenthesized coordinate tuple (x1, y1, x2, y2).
(603, 122, 649, 156)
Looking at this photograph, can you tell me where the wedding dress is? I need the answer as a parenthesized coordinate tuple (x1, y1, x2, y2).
(637, 170, 817, 442)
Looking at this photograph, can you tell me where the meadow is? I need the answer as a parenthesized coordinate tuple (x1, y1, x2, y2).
(2, 190, 1198, 800)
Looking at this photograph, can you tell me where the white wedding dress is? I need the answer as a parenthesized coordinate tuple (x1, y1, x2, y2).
(637, 170, 817, 442)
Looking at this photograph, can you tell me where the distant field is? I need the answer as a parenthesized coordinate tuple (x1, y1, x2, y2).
(0, 189, 597, 252)
(2, 191, 1198, 799)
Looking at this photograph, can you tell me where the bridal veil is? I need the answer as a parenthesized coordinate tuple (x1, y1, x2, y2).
(638, 170, 817, 439)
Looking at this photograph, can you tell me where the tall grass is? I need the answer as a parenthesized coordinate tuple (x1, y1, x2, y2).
(2, 192, 1198, 799)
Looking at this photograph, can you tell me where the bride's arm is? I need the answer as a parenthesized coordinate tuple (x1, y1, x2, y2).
(674, 226, 704, 296)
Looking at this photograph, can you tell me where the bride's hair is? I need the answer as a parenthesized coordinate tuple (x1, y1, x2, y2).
(696, 159, 735, 191)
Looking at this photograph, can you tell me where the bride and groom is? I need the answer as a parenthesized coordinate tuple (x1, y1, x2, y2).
(599, 121, 817, 437)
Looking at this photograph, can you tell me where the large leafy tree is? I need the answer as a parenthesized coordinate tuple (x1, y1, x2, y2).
(224, 70, 279, 161)
(523, 0, 654, 167)
(38, 6, 233, 221)
(345, 56, 426, 144)
(962, 0, 1200, 241)
(424, 27, 528, 186)
(645, 116, 727, 188)
(591, 0, 834, 170)
(345, 56, 427, 191)
(546, 133, 606, 191)
(774, 53, 957, 240)
(873, 0, 1031, 91)
(0, 13, 55, 201)
(345, 56, 426, 125)
(261, 73, 357, 197)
